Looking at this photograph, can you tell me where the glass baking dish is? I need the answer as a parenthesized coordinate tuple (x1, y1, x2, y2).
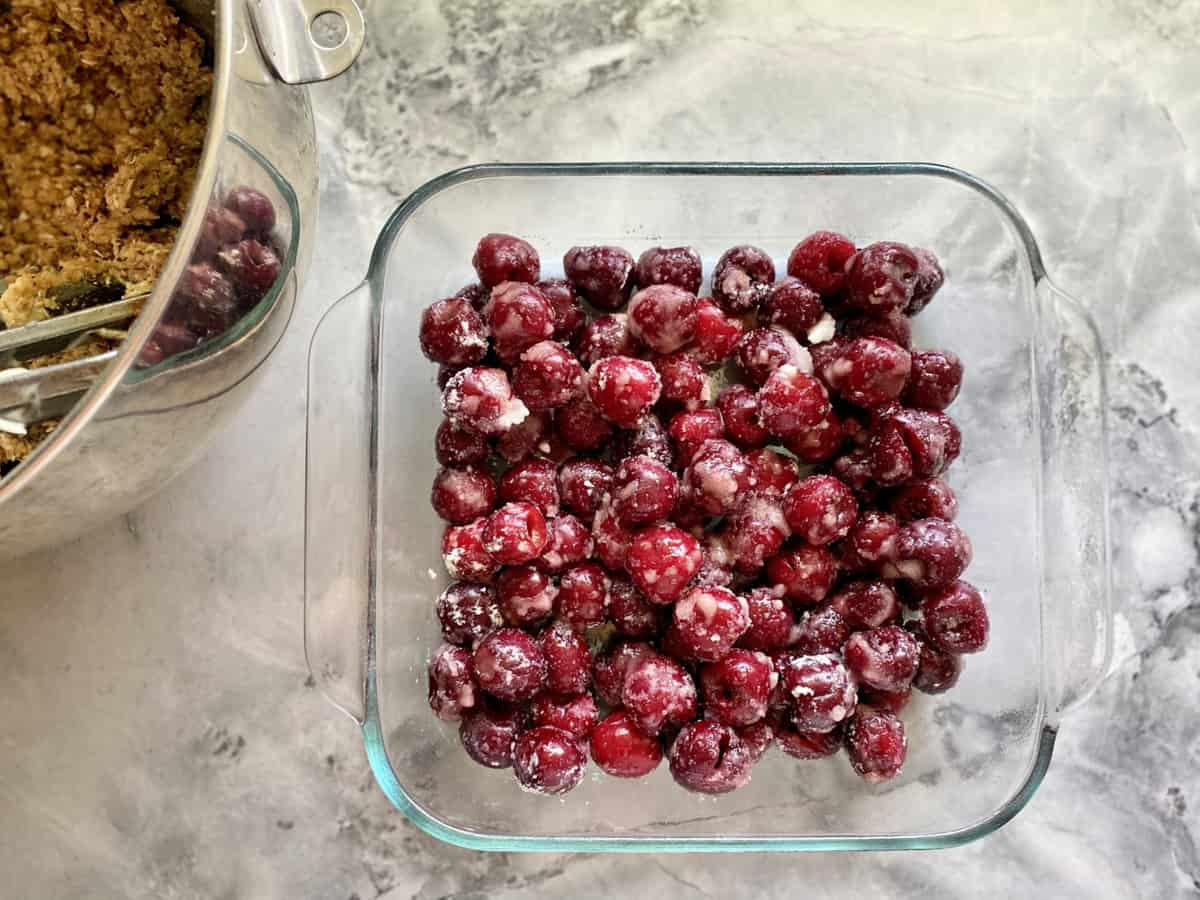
(304, 163, 1112, 852)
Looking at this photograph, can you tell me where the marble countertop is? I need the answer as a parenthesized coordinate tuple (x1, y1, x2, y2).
(2, 1, 1198, 897)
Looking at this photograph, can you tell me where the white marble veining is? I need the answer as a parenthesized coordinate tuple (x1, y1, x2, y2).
(2, 1, 1199, 897)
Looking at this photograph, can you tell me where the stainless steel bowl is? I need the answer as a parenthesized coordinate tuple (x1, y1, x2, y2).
(0, 0, 365, 559)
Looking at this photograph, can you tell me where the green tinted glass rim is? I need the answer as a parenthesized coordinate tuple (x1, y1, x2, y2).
(363, 667, 1056, 852)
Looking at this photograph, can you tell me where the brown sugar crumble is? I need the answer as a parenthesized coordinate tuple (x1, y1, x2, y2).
(0, 0, 212, 329)
(0, 420, 60, 476)
(0, 0, 211, 472)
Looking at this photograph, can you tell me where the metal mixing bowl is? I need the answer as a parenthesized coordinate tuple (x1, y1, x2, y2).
(0, 0, 364, 558)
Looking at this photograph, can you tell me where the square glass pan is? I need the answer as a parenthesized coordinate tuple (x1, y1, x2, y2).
(305, 163, 1111, 852)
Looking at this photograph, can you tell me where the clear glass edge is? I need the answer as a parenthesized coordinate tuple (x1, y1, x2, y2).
(363, 666, 1057, 853)
(347, 160, 1096, 852)
(1035, 278, 1115, 721)
(303, 277, 373, 724)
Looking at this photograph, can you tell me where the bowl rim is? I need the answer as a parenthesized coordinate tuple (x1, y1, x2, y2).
(350, 160, 1072, 853)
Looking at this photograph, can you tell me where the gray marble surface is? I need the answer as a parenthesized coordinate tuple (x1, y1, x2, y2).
(2, 1, 1199, 897)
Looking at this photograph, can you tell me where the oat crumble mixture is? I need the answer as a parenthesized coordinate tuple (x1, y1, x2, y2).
(0, 0, 211, 470)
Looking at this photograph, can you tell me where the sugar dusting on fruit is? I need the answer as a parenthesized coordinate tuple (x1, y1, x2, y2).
(418, 231, 981, 797)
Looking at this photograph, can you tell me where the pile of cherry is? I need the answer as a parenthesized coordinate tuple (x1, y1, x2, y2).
(422, 232, 988, 797)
